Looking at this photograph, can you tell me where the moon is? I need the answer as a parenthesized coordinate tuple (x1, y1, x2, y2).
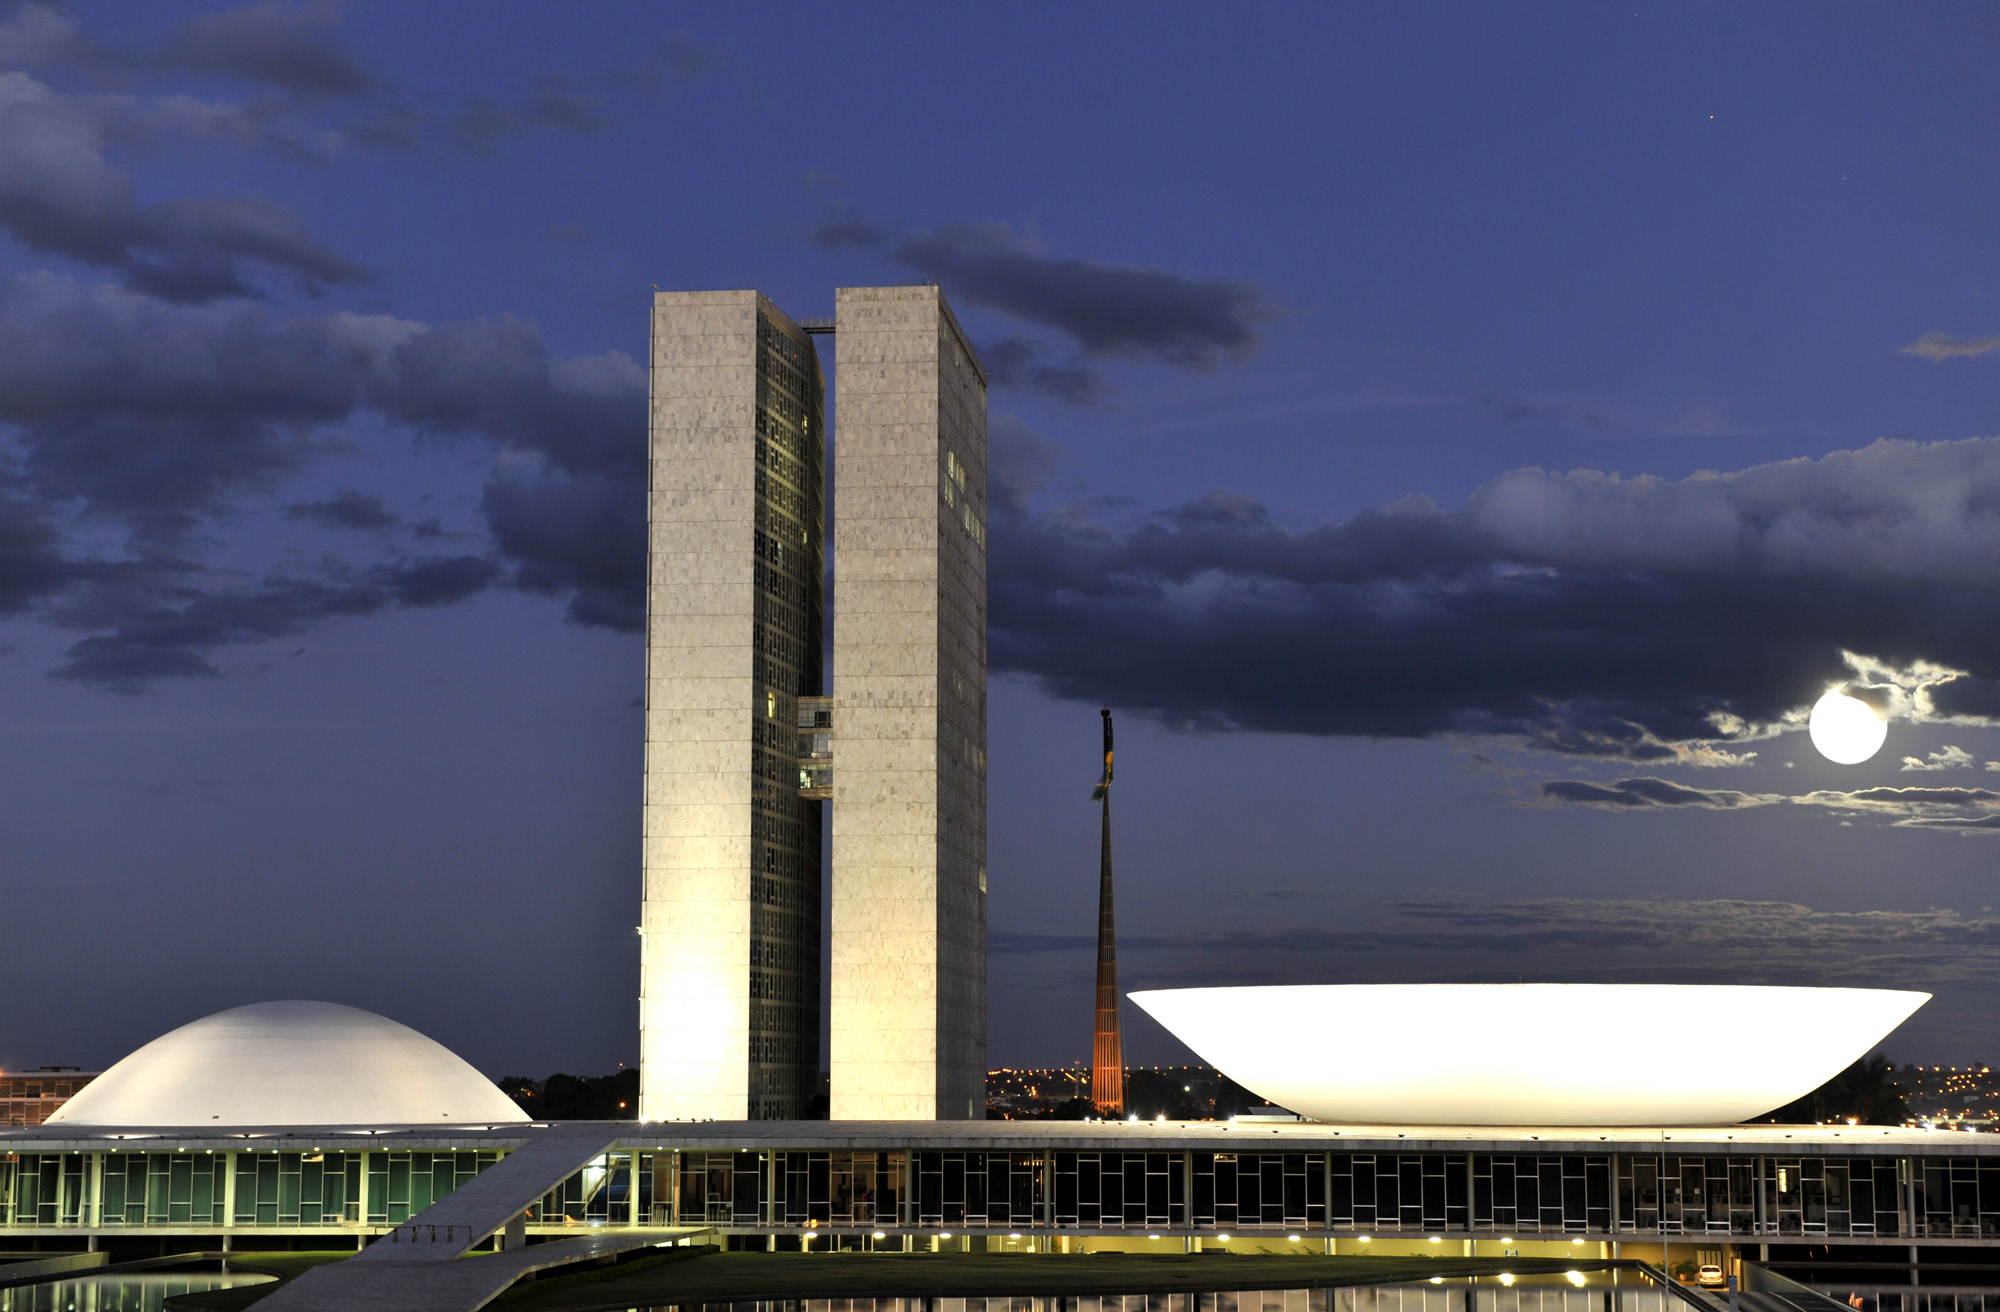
(1808, 688, 1887, 764)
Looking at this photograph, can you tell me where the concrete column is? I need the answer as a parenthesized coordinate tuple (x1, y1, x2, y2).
(628, 1153, 640, 1229)
(222, 1152, 237, 1230)
(86, 1153, 101, 1228)
(504, 1211, 526, 1251)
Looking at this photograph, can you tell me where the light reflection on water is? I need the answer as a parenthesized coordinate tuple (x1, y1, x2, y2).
(0, 1273, 273, 1312)
(640, 1285, 1677, 1312)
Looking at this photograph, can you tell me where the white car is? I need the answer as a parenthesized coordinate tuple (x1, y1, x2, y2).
(1697, 1266, 1727, 1289)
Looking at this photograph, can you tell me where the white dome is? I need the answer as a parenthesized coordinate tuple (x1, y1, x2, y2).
(1133, 983, 1930, 1126)
(47, 1001, 529, 1127)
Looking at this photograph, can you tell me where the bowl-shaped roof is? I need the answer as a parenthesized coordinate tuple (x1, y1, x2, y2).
(47, 1000, 529, 1127)
(1130, 983, 1929, 1126)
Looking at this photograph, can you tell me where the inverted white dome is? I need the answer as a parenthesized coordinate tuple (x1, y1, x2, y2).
(1132, 983, 1930, 1126)
(48, 1001, 529, 1127)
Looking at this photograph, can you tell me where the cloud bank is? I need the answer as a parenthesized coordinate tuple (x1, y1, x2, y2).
(989, 432, 2000, 761)
(0, 272, 643, 687)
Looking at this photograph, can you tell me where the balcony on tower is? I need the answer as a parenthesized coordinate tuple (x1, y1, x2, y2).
(796, 696, 833, 798)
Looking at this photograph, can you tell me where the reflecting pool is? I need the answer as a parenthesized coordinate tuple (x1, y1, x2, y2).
(642, 1284, 1684, 1312)
(0, 1272, 272, 1312)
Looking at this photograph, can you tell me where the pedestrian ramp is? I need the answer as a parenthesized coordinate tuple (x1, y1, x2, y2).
(254, 1124, 709, 1312)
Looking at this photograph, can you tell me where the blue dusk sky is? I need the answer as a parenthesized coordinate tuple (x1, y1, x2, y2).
(3, 1, 2000, 1079)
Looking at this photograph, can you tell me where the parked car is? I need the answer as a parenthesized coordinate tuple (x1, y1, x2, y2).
(1697, 1266, 1727, 1289)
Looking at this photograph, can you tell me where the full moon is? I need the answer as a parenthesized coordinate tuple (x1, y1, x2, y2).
(1808, 688, 1887, 764)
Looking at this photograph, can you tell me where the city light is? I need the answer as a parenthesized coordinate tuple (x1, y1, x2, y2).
(1500, 1275, 1515, 1287)
(1567, 1272, 1587, 1287)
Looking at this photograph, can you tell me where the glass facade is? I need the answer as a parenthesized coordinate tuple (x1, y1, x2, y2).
(749, 311, 825, 1119)
(0, 1150, 497, 1228)
(6, 1144, 2000, 1244)
(795, 696, 833, 798)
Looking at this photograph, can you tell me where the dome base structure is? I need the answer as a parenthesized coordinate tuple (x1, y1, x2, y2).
(46, 1001, 529, 1127)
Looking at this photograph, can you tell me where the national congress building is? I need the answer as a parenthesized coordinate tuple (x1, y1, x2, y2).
(640, 285, 988, 1123)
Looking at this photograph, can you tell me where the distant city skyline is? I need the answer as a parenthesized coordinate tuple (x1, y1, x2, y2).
(0, 2, 1998, 1077)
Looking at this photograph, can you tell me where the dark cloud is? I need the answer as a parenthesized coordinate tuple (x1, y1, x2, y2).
(0, 75, 374, 299)
(482, 466, 644, 631)
(813, 211, 1271, 369)
(50, 554, 498, 692)
(0, 491, 80, 613)
(0, 272, 645, 686)
(990, 434, 2000, 760)
(163, 0, 373, 96)
(981, 336, 1101, 404)
(449, 76, 607, 155)
(1538, 777, 1770, 809)
(0, 6, 719, 170)
(284, 489, 397, 531)
(987, 413, 1059, 518)
(1930, 674, 2000, 721)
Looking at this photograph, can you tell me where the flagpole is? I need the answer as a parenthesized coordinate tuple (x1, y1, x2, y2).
(1092, 708, 1124, 1115)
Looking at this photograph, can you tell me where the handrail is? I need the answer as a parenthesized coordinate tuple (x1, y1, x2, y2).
(1631, 1263, 1727, 1312)
(1740, 1261, 1856, 1312)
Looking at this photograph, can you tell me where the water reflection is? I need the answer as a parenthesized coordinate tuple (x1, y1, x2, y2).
(0, 1273, 272, 1312)
(643, 1285, 1682, 1312)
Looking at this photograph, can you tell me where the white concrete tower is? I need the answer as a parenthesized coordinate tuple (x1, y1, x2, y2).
(640, 290, 824, 1121)
(829, 284, 989, 1120)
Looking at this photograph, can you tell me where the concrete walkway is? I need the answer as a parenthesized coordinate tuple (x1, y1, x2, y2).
(355, 1125, 620, 1263)
(251, 1229, 706, 1312)
(254, 1124, 679, 1311)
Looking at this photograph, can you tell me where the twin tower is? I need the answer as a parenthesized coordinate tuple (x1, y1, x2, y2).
(639, 286, 988, 1122)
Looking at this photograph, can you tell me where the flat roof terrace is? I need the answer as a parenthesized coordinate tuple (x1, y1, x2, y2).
(6, 1120, 1990, 1156)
